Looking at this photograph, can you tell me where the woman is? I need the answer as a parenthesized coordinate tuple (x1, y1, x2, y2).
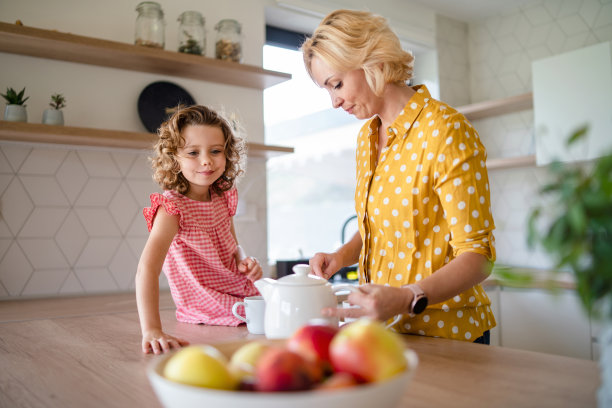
(303, 9, 496, 343)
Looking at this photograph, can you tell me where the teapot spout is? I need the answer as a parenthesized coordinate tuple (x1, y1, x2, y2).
(254, 278, 274, 300)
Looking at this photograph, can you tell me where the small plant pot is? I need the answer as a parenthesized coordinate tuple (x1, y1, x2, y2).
(3, 104, 27, 122)
(42, 109, 64, 125)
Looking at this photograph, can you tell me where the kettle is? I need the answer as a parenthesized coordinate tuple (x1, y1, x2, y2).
(254, 264, 354, 339)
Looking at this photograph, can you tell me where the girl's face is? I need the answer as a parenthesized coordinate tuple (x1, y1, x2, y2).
(310, 56, 381, 120)
(176, 124, 227, 201)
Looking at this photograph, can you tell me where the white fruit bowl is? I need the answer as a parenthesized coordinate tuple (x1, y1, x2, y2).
(147, 343, 418, 408)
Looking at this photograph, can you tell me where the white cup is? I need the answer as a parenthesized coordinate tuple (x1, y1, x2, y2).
(232, 296, 265, 334)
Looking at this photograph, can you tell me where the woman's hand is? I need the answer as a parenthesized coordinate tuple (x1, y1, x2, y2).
(141, 329, 189, 354)
(238, 256, 263, 282)
(309, 252, 343, 280)
(322, 284, 413, 322)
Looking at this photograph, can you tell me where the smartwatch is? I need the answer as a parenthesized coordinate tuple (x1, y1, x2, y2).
(403, 284, 428, 315)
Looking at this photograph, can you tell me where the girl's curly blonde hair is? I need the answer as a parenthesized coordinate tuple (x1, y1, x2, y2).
(150, 105, 246, 196)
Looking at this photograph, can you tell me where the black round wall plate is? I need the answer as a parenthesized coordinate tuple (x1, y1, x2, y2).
(137, 81, 196, 133)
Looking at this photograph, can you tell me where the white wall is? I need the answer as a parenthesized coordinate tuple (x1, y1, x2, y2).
(0, 0, 270, 298)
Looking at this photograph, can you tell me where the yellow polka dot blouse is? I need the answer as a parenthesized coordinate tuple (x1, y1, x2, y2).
(355, 85, 497, 342)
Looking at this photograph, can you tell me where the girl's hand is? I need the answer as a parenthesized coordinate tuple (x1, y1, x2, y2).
(238, 256, 263, 282)
(142, 329, 189, 355)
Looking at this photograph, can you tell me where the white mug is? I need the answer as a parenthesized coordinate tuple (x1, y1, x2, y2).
(232, 296, 265, 334)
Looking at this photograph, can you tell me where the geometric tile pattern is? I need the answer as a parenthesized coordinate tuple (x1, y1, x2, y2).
(0, 143, 160, 298)
(438, 0, 612, 270)
(0, 142, 269, 299)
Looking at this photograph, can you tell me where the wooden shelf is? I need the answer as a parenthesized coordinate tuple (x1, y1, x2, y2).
(0, 121, 294, 158)
(487, 155, 536, 169)
(0, 22, 291, 89)
(458, 93, 533, 120)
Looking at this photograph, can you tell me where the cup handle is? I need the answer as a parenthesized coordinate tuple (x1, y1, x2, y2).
(231, 302, 248, 323)
(385, 314, 403, 329)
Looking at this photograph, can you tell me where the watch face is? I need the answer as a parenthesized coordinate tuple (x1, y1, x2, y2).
(413, 297, 428, 314)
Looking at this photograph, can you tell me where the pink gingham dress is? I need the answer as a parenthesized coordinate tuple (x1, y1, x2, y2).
(143, 188, 259, 326)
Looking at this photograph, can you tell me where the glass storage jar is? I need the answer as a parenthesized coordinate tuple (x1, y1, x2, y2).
(177, 11, 205, 56)
(134, 1, 165, 49)
(214, 19, 242, 63)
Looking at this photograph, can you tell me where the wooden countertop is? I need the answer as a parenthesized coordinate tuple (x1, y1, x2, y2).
(0, 292, 599, 408)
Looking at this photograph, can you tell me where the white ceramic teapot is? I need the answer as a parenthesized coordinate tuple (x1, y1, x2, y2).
(254, 264, 354, 339)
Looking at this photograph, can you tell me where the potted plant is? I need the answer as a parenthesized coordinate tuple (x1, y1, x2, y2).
(527, 126, 612, 407)
(42, 93, 66, 125)
(1, 87, 29, 122)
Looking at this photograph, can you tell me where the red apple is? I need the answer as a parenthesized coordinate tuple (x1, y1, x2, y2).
(287, 323, 338, 373)
(315, 372, 360, 390)
(254, 348, 319, 392)
(329, 318, 407, 383)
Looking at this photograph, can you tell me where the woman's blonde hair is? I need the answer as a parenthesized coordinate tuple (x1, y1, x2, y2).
(151, 105, 245, 196)
(301, 9, 414, 96)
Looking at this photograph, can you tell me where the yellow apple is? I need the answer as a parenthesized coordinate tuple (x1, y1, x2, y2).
(229, 340, 270, 380)
(329, 318, 407, 383)
(163, 345, 237, 390)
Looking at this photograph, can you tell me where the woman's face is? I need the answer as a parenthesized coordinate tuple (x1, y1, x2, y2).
(176, 124, 226, 200)
(310, 56, 381, 120)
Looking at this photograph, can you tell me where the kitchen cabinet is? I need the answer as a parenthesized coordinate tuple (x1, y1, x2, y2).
(0, 22, 293, 156)
(498, 287, 593, 360)
(532, 41, 612, 166)
(456, 93, 535, 170)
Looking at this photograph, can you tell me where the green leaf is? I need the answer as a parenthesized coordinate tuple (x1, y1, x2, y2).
(566, 125, 589, 146)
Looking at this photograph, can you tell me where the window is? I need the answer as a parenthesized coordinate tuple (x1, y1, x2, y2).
(264, 29, 361, 263)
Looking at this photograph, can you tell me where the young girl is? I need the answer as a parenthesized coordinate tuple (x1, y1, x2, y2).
(136, 105, 262, 355)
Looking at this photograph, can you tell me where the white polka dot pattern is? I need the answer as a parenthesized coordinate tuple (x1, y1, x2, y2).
(353, 85, 497, 341)
(143, 189, 259, 326)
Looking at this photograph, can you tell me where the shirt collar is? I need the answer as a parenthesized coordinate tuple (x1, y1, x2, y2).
(365, 84, 432, 140)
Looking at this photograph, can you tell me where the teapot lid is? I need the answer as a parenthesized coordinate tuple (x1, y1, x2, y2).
(276, 264, 328, 286)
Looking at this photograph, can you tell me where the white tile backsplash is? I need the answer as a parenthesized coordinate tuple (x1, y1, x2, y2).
(19, 208, 68, 238)
(74, 267, 118, 293)
(108, 243, 138, 289)
(18, 238, 69, 269)
(20, 175, 69, 206)
(21, 269, 70, 296)
(1, 145, 30, 172)
(75, 237, 120, 268)
(56, 152, 88, 204)
(75, 208, 121, 237)
(2, 178, 34, 235)
(75, 178, 121, 207)
(0, 243, 33, 295)
(55, 211, 88, 265)
(18, 148, 68, 175)
(77, 150, 122, 177)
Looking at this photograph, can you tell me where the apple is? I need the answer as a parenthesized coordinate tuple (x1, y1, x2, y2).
(229, 340, 271, 381)
(329, 318, 407, 383)
(315, 372, 360, 390)
(254, 347, 319, 392)
(163, 345, 237, 390)
(287, 323, 338, 375)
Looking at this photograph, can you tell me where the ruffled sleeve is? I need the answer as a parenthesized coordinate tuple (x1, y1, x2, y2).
(142, 193, 182, 232)
(223, 188, 239, 217)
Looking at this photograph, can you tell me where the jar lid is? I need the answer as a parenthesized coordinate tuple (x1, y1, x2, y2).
(178, 10, 204, 24)
(215, 19, 241, 33)
(136, 1, 163, 11)
(274, 264, 328, 286)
